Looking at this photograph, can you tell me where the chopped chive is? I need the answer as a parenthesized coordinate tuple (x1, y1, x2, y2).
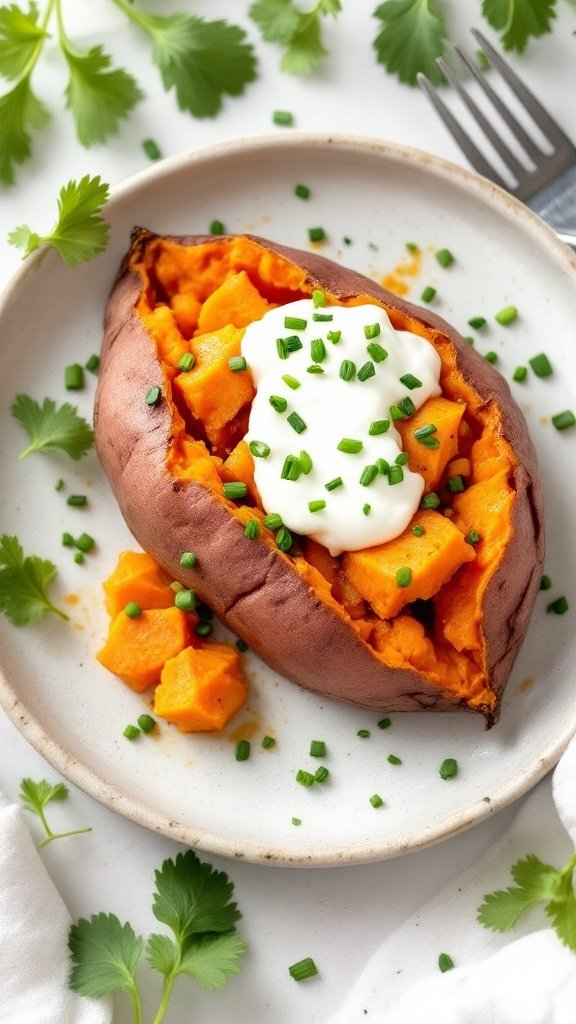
(552, 410, 576, 430)
(390, 400, 413, 421)
(138, 713, 156, 733)
(413, 524, 425, 536)
(308, 227, 325, 242)
(289, 957, 318, 981)
(123, 724, 140, 740)
(282, 374, 301, 390)
(55, 478, 65, 492)
(436, 248, 455, 267)
(315, 765, 329, 783)
(209, 219, 225, 235)
(311, 338, 326, 363)
(307, 365, 324, 374)
(244, 519, 260, 540)
(364, 323, 381, 340)
(296, 769, 315, 787)
(369, 419, 390, 436)
(395, 452, 409, 466)
(263, 512, 283, 529)
(465, 530, 481, 544)
(388, 465, 404, 486)
(295, 183, 310, 199)
(420, 492, 440, 509)
(273, 109, 293, 126)
(358, 361, 376, 382)
(484, 351, 498, 364)
(196, 621, 212, 638)
(377, 717, 391, 730)
(367, 342, 388, 362)
(339, 359, 356, 382)
(400, 373, 422, 390)
(179, 551, 196, 568)
(236, 638, 249, 652)
(363, 503, 371, 515)
(287, 408, 307, 432)
(414, 422, 437, 437)
(73, 552, 84, 565)
(325, 476, 343, 491)
(396, 566, 412, 588)
(308, 499, 326, 513)
(175, 589, 196, 612)
(540, 574, 552, 591)
(421, 286, 436, 303)
(468, 316, 486, 330)
(357, 729, 370, 738)
(387, 754, 402, 765)
(300, 450, 313, 474)
(145, 385, 161, 406)
(281, 455, 302, 481)
(75, 532, 94, 553)
(343, 235, 352, 245)
(142, 138, 161, 160)
(269, 395, 288, 413)
(228, 355, 247, 372)
(439, 953, 455, 973)
(261, 735, 275, 749)
(291, 816, 302, 826)
(406, 242, 419, 254)
(124, 601, 142, 618)
(276, 337, 288, 360)
(376, 457, 389, 476)
(448, 475, 465, 493)
(495, 305, 518, 326)
(249, 440, 271, 459)
(360, 464, 378, 487)
(312, 312, 333, 322)
(85, 353, 100, 373)
(370, 794, 384, 808)
(312, 289, 326, 307)
(276, 526, 293, 552)
(285, 335, 303, 353)
(222, 481, 247, 500)
(310, 740, 326, 757)
(439, 757, 458, 780)
(337, 438, 363, 454)
(65, 363, 84, 390)
(327, 330, 341, 344)
(62, 531, 74, 547)
(529, 352, 553, 378)
(178, 352, 195, 372)
(285, 316, 307, 331)
(512, 365, 527, 383)
(547, 596, 569, 615)
(235, 739, 251, 761)
(67, 494, 87, 507)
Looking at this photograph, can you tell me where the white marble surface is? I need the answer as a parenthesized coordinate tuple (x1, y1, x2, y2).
(0, 1, 574, 1020)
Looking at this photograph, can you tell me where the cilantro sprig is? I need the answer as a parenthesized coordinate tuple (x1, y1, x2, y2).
(373, 0, 447, 85)
(20, 778, 92, 846)
(249, 0, 342, 75)
(0, 534, 68, 624)
(69, 850, 246, 1023)
(478, 851, 576, 950)
(9, 175, 110, 266)
(482, 0, 557, 54)
(11, 393, 95, 459)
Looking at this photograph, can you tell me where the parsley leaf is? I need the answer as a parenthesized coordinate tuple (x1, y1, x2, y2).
(478, 852, 576, 950)
(11, 394, 95, 460)
(0, 535, 68, 625)
(20, 777, 91, 845)
(373, 0, 447, 86)
(8, 175, 110, 266)
(0, 1, 46, 80)
(0, 74, 49, 185)
(152, 850, 241, 938)
(482, 0, 556, 53)
(61, 42, 142, 146)
(250, 0, 341, 75)
(69, 914, 144, 999)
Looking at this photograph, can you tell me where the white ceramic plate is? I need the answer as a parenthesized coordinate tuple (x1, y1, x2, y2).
(1, 134, 575, 866)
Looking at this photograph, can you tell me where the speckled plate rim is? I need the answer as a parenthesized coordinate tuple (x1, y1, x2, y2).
(1, 132, 575, 867)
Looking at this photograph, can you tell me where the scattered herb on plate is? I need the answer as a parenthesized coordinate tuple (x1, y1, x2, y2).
(20, 777, 91, 846)
(8, 175, 110, 266)
(0, 534, 68, 624)
(11, 394, 95, 459)
(250, 0, 342, 75)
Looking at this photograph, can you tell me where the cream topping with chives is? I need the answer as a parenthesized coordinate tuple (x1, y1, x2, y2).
(242, 298, 442, 555)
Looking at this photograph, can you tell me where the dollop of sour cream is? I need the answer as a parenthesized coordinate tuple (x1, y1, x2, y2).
(242, 298, 442, 556)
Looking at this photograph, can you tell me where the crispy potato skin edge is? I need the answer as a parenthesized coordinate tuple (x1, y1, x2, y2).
(94, 231, 544, 724)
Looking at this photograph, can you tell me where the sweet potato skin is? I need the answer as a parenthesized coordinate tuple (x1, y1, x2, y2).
(95, 231, 544, 724)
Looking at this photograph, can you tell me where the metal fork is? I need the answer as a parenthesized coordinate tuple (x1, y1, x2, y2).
(418, 29, 576, 249)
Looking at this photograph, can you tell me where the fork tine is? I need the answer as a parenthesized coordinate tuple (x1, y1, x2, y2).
(454, 45, 544, 164)
(417, 73, 508, 188)
(472, 30, 576, 154)
(436, 57, 526, 179)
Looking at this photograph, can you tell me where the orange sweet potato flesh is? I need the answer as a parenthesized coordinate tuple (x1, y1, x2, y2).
(103, 550, 176, 616)
(95, 231, 544, 724)
(97, 607, 192, 692)
(154, 643, 248, 732)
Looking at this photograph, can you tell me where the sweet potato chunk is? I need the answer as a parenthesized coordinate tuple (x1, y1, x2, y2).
(154, 643, 248, 731)
(103, 551, 175, 617)
(173, 325, 255, 441)
(343, 509, 475, 618)
(397, 397, 465, 490)
(197, 270, 274, 333)
(220, 440, 260, 504)
(97, 607, 191, 692)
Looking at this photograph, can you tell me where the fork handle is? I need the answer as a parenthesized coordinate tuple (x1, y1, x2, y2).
(527, 165, 576, 251)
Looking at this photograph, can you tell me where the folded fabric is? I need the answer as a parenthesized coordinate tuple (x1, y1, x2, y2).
(329, 734, 576, 1024)
(0, 792, 111, 1024)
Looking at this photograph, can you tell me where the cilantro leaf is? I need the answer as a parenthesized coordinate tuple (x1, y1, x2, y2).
(61, 42, 142, 147)
(20, 777, 68, 816)
(249, 0, 302, 43)
(8, 175, 110, 266)
(281, 15, 326, 74)
(0, 534, 68, 625)
(249, 0, 341, 75)
(146, 933, 179, 977)
(177, 934, 247, 990)
(69, 914, 144, 998)
(477, 883, 538, 932)
(546, 890, 576, 951)
(373, 0, 447, 86)
(10, 394, 95, 460)
(0, 74, 49, 184)
(482, 0, 556, 53)
(0, 1, 46, 80)
(152, 850, 241, 939)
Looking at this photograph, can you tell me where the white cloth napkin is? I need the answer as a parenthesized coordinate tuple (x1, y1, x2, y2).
(329, 735, 576, 1024)
(0, 792, 111, 1024)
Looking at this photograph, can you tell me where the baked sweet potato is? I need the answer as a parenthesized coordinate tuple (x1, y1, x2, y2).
(94, 231, 544, 725)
